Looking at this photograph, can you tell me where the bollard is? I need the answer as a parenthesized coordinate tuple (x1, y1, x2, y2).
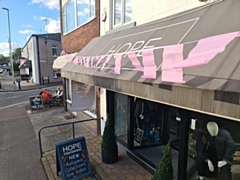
(18, 81, 21, 90)
(0, 81, 2, 89)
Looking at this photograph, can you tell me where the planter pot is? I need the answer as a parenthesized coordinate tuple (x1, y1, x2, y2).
(101, 145, 118, 164)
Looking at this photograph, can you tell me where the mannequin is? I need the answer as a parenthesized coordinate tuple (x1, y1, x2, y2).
(196, 121, 235, 180)
(207, 121, 219, 136)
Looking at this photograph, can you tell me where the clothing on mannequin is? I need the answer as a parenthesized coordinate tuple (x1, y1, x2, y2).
(196, 121, 235, 180)
(134, 99, 145, 129)
(134, 99, 151, 138)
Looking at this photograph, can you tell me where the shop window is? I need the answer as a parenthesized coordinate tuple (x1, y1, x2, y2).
(52, 45, 57, 57)
(113, 0, 132, 26)
(62, 0, 96, 34)
(133, 98, 163, 146)
(114, 93, 129, 144)
(53, 69, 59, 78)
(66, 79, 72, 102)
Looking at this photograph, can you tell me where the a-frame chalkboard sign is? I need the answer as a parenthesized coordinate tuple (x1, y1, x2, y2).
(56, 136, 92, 180)
(29, 95, 44, 113)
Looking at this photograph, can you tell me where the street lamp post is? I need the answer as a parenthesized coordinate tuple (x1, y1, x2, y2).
(2, 7, 15, 84)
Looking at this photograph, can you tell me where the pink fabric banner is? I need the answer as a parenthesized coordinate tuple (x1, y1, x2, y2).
(85, 57, 90, 67)
(77, 56, 83, 65)
(127, 52, 144, 71)
(161, 44, 185, 83)
(101, 55, 112, 71)
(141, 49, 156, 79)
(72, 56, 78, 65)
(173, 32, 240, 69)
(90, 56, 95, 68)
(82, 57, 86, 66)
(95, 56, 105, 68)
(113, 54, 123, 74)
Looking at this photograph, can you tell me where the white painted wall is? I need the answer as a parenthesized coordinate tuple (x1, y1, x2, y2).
(100, 0, 219, 35)
(32, 37, 40, 84)
(21, 37, 40, 84)
(100, 88, 107, 135)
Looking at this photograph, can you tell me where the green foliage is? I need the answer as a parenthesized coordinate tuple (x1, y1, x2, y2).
(12, 48, 22, 60)
(101, 118, 117, 150)
(152, 141, 174, 180)
(13, 61, 20, 71)
(0, 54, 9, 65)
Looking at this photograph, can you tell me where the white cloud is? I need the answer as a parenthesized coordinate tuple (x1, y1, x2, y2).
(19, 29, 35, 34)
(0, 43, 21, 56)
(33, 16, 60, 33)
(84, 8, 89, 13)
(0, 43, 9, 56)
(21, 24, 33, 28)
(77, 0, 89, 4)
(78, 12, 84, 16)
(46, 18, 60, 33)
(27, 25, 33, 28)
(30, 0, 59, 10)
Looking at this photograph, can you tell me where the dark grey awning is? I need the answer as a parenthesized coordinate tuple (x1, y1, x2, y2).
(62, 0, 240, 93)
(19, 60, 32, 69)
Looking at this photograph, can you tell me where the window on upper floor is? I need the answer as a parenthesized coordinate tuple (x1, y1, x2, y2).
(62, 0, 96, 35)
(113, 0, 132, 26)
(52, 45, 57, 57)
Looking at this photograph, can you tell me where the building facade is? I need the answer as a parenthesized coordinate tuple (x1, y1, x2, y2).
(21, 33, 62, 84)
(61, 0, 240, 179)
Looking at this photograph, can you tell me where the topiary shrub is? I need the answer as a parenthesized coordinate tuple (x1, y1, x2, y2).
(152, 141, 174, 180)
(101, 118, 118, 164)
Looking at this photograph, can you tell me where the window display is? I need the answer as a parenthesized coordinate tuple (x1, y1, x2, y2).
(134, 98, 162, 146)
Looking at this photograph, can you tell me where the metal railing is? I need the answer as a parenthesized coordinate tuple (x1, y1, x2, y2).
(38, 117, 103, 158)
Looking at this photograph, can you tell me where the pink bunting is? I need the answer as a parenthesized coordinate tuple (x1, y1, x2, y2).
(101, 55, 112, 71)
(72, 56, 78, 65)
(78, 56, 83, 65)
(85, 57, 90, 67)
(141, 49, 156, 79)
(95, 56, 105, 68)
(161, 44, 185, 83)
(90, 57, 95, 68)
(113, 54, 123, 74)
(173, 32, 240, 68)
(127, 52, 143, 71)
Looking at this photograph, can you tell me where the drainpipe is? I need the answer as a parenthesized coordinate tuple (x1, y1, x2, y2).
(36, 36, 42, 85)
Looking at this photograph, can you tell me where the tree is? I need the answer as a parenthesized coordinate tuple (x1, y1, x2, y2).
(0, 54, 9, 65)
(152, 141, 174, 180)
(12, 48, 22, 60)
(13, 61, 20, 71)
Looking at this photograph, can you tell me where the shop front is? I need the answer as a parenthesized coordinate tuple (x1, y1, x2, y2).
(62, 0, 240, 179)
(108, 91, 239, 179)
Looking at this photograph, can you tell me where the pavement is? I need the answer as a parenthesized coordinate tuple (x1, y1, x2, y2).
(1, 70, 240, 180)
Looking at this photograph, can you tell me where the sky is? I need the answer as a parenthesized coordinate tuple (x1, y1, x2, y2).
(0, 0, 60, 56)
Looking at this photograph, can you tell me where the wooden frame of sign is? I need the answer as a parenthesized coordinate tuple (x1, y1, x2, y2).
(29, 95, 44, 113)
(56, 136, 92, 180)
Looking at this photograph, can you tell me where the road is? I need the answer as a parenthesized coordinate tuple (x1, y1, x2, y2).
(0, 87, 59, 108)
(0, 70, 60, 180)
(0, 70, 60, 108)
